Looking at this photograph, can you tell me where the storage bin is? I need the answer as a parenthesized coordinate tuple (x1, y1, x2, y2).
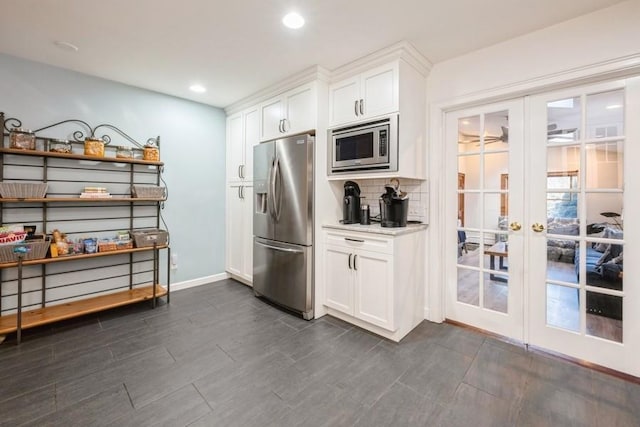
(131, 229, 169, 248)
(9, 128, 36, 150)
(0, 238, 50, 263)
(0, 182, 48, 199)
(84, 137, 105, 157)
(131, 185, 166, 199)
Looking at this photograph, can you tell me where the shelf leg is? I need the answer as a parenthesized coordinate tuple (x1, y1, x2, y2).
(167, 247, 171, 304)
(17, 256, 23, 345)
(152, 243, 157, 309)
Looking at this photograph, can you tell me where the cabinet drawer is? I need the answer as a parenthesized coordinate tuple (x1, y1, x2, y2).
(324, 230, 393, 255)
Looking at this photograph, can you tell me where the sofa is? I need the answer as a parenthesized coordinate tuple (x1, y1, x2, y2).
(577, 227, 623, 320)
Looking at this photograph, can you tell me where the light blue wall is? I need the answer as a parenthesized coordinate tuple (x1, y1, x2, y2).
(0, 53, 226, 284)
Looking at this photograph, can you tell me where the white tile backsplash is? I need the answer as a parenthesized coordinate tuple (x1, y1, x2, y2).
(356, 178, 428, 222)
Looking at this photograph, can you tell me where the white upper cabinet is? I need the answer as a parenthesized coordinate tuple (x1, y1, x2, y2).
(226, 105, 259, 183)
(260, 82, 316, 141)
(226, 112, 244, 183)
(329, 62, 399, 127)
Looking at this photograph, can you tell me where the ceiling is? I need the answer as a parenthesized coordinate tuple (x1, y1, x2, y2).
(0, 0, 626, 108)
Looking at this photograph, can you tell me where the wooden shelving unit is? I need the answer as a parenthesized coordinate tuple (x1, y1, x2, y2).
(0, 112, 170, 344)
(0, 284, 167, 335)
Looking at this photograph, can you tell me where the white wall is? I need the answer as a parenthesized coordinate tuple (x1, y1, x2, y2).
(425, 0, 640, 322)
(427, 0, 640, 104)
(0, 54, 226, 296)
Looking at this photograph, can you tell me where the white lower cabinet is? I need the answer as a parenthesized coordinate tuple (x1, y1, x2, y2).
(226, 184, 253, 284)
(322, 228, 424, 341)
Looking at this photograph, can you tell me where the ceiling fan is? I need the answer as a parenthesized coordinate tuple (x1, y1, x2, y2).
(458, 126, 508, 144)
(458, 123, 578, 144)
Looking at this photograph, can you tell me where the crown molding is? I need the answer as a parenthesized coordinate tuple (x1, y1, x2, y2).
(224, 65, 330, 115)
(329, 40, 433, 82)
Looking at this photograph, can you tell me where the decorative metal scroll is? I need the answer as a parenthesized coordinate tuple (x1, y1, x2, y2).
(0, 112, 160, 149)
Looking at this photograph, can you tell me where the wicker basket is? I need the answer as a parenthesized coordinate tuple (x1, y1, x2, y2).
(131, 229, 169, 248)
(131, 185, 166, 199)
(98, 240, 133, 252)
(0, 238, 50, 263)
(0, 182, 48, 199)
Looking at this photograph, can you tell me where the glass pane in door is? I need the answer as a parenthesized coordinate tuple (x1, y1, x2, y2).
(586, 292, 622, 343)
(585, 142, 624, 189)
(547, 97, 581, 143)
(586, 90, 624, 138)
(458, 267, 479, 306)
(484, 111, 509, 152)
(546, 283, 580, 332)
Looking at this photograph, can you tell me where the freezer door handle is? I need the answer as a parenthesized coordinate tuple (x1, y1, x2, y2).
(255, 240, 304, 254)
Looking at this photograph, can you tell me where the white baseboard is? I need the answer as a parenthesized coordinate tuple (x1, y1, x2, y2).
(424, 306, 430, 321)
(171, 273, 229, 292)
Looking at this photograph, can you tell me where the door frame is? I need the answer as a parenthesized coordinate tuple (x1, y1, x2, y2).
(427, 56, 640, 325)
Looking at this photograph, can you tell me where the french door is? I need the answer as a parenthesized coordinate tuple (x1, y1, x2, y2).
(446, 77, 640, 376)
(528, 78, 640, 376)
(445, 99, 525, 340)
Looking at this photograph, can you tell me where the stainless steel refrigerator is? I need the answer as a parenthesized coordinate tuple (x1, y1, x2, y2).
(253, 133, 314, 320)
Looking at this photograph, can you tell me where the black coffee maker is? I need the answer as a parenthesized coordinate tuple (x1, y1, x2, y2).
(342, 181, 361, 224)
(379, 184, 409, 227)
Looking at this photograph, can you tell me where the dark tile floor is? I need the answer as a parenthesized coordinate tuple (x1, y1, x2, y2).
(0, 279, 638, 426)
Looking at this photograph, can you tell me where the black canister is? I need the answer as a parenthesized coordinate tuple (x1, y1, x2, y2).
(360, 204, 370, 225)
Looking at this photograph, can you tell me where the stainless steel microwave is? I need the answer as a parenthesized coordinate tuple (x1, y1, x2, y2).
(329, 114, 398, 174)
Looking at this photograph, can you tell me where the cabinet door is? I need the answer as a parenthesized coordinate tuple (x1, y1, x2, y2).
(284, 83, 315, 135)
(360, 63, 398, 119)
(226, 185, 245, 276)
(260, 96, 284, 141)
(226, 113, 244, 182)
(243, 107, 260, 181)
(329, 76, 360, 126)
(354, 249, 395, 331)
(241, 185, 254, 282)
(324, 244, 354, 315)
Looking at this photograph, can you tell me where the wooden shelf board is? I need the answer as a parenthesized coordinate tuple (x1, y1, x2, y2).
(0, 197, 165, 203)
(0, 245, 168, 269)
(0, 147, 163, 166)
(0, 285, 167, 335)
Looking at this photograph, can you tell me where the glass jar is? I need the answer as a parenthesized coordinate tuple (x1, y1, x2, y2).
(84, 137, 105, 157)
(116, 146, 133, 159)
(143, 143, 159, 161)
(9, 128, 36, 150)
(49, 138, 72, 154)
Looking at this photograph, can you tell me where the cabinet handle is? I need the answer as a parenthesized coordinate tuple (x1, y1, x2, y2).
(283, 118, 289, 133)
(354, 100, 359, 116)
(237, 165, 242, 179)
(344, 237, 364, 243)
(354, 254, 358, 271)
(238, 186, 242, 199)
(359, 99, 364, 115)
(279, 119, 284, 133)
(348, 253, 352, 270)
(240, 185, 245, 199)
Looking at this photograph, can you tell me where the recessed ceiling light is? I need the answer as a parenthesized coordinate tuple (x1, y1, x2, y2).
(189, 84, 206, 93)
(606, 104, 622, 109)
(53, 41, 79, 52)
(461, 120, 470, 125)
(282, 12, 305, 29)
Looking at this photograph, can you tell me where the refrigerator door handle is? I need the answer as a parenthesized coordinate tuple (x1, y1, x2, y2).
(255, 240, 304, 254)
(268, 157, 277, 219)
(273, 156, 281, 221)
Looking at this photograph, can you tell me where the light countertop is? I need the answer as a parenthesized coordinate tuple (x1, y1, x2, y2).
(322, 222, 427, 236)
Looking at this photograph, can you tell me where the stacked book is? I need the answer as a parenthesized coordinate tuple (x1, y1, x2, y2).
(79, 186, 112, 199)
